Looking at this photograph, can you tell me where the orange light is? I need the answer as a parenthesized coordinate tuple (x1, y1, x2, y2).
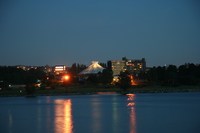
(129, 75, 137, 85)
(127, 102, 135, 106)
(126, 94, 135, 96)
(64, 75, 69, 80)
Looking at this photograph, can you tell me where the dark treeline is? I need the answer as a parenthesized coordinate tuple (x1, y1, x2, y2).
(68, 63, 87, 75)
(146, 63, 200, 86)
(86, 69, 113, 86)
(1, 63, 199, 90)
(0, 66, 27, 85)
(0, 66, 46, 87)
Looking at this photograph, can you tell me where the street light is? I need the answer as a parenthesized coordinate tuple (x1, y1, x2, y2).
(64, 75, 70, 80)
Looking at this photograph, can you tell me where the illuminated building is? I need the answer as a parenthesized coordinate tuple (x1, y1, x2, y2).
(107, 58, 146, 82)
(16, 65, 37, 71)
(44, 65, 53, 73)
(79, 61, 104, 75)
(125, 58, 146, 75)
(16, 65, 26, 70)
(78, 61, 105, 81)
(107, 60, 126, 76)
(54, 65, 66, 74)
(108, 58, 146, 76)
(54, 65, 66, 81)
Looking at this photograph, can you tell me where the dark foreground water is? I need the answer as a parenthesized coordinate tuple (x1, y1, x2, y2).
(0, 92, 200, 133)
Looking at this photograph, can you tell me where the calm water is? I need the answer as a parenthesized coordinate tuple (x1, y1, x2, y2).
(0, 92, 200, 133)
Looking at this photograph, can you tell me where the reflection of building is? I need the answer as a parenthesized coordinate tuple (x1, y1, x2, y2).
(107, 61, 125, 76)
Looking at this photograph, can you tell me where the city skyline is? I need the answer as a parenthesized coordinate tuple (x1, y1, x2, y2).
(1, 0, 199, 67)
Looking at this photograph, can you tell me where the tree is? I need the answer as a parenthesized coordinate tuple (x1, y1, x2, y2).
(177, 64, 199, 85)
(28, 68, 46, 81)
(156, 66, 165, 83)
(0, 66, 28, 85)
(122, 57, 128, 61)
(68, 63, 77, 75)
(147, 67, 157, 83)
(25, 75, 37, 95)
(87, 75, 98, 85)
(99, 63, 107, 68)
(165, 65, 177, 86)
(117, 71, 131, 93)
(178, 65, 187, 76)
(99, 69, 113, 85)
(77, 64, 87, 73)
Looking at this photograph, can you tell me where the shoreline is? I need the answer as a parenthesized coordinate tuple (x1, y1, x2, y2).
(1, 88, 200, 97)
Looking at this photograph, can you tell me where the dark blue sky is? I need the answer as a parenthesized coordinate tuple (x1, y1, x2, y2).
(1, 0, 200, 67)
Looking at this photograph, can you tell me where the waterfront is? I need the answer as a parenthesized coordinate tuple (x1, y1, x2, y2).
(0, 92, 200, 133)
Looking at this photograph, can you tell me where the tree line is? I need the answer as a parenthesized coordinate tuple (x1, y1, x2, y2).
(0, 63, 199, 91)
(146, 63, 200, 86)
(82, 69, 113, 86)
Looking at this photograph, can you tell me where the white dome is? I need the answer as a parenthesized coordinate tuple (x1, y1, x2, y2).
(79, 61, 105, 75)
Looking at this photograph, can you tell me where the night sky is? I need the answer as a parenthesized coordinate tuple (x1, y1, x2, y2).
(1, 0, 200, 67)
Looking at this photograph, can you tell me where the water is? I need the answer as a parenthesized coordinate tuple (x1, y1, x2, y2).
(0, 92, 200, 133)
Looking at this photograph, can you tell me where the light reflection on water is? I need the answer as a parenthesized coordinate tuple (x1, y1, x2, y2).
(127, 94, 136, 133)
(1, 93, 200, 133)
(54, 99, 73, 133)
(8, 110, 13, 133)
(112, 96, 118, 133)
(46, 97, 52, 131)
(91, 97, 102, 133)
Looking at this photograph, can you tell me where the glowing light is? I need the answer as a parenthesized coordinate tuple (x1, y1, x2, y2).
(91, 97, 102, 132)
(35, 83, 41, 87)
(56, 66, 64, 68)
(55, 65, 66, 72)
(79, 61, 104, 75)
(126, 94, 135, 101)
(54, 99, 73, 133)
(127, 94, 136, 133)
(64, 75, 70, 80)
(127, 102, 135, 106)
(126, 94, 135, 96)
(129, 75, 137, 85)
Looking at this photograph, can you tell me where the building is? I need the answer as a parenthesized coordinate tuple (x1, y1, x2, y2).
(107, 58, 146, 76)
(16, 65, 37, 71)
(54, 65, 67, 75)
(125, 58, 146, 75)
(53, 65, 67, 81)
(78, 61, 105, 81)
(107, 60, 126, 76)
(79, 61, 105, 75)
(43, 65, 53, 73)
